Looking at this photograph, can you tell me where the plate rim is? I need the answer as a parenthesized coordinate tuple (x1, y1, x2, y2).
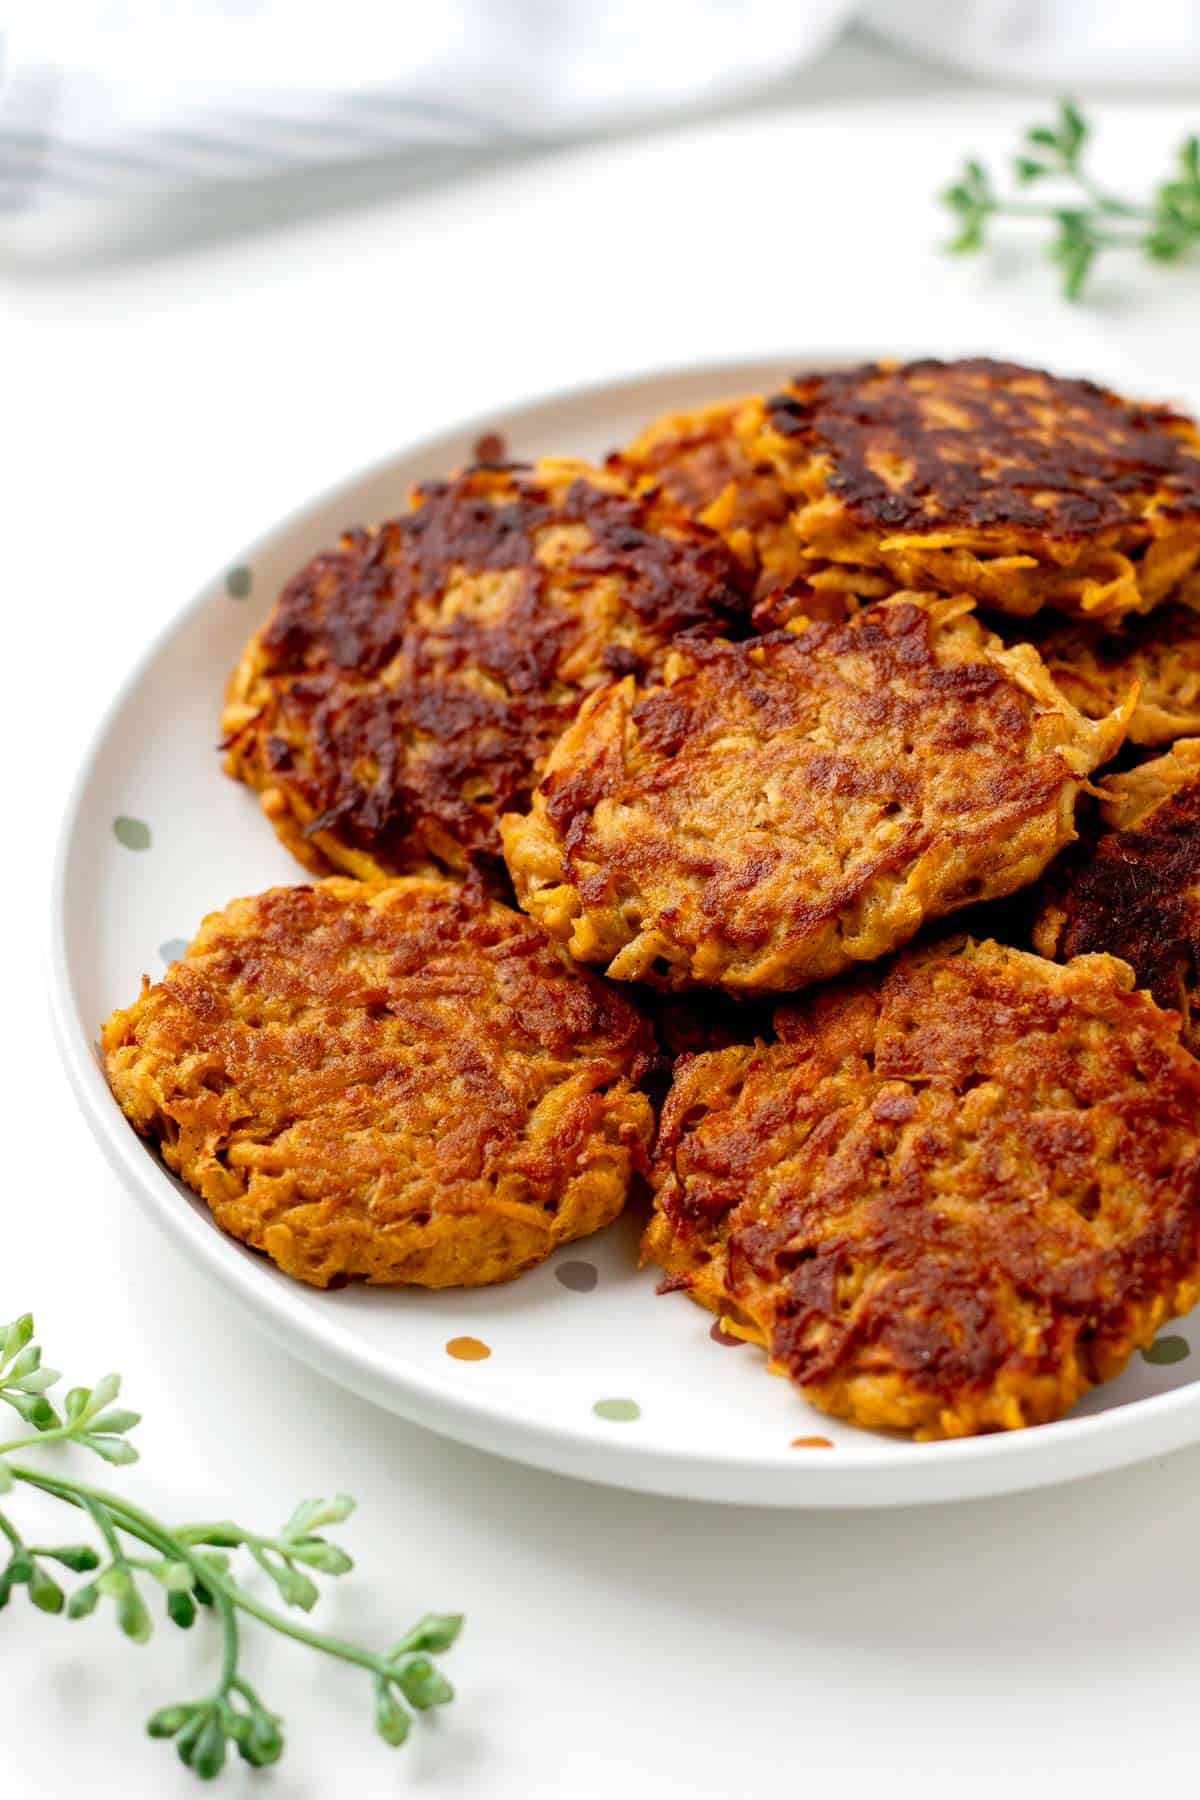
(49, 348, 1200, 1507)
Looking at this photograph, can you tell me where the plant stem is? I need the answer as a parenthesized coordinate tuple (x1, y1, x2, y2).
(0, 1426, 82, 1457)
(8, 1464, 394, 1678)
(1068, 165, 1148, 217)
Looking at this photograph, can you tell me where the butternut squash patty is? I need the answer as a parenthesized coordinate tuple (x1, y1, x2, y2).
(741, 358, 1200, 620)
(501, 594, 1126, 993)
(644, 938, 1200, 1438)
(1035, 737, 1200, 1054)
(222, 458, 750, 886)
(103, 877, 656, 1289)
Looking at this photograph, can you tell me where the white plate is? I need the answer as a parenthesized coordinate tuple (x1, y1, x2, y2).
(50, 354, 1200, 1507)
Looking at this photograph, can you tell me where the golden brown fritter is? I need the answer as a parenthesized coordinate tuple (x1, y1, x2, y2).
(222, 459, 750, 884)
(1023, 601, 1200, 747)
(1035, 738, 1200, 1053)
(501, 594, 1127, 994)
(102, 877, 656, 1289)
(608, 398, 815, 602)
(741, 358, 1200, 620)
(645, 937, 1200, 1439)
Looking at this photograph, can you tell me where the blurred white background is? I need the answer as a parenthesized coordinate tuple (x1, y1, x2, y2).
(4, 6, 1200, 1796)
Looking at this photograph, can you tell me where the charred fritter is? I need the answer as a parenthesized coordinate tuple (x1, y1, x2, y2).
(222, 459, 750, 883)
(1035, 737, 1200, 1052)
(1027, 601, 1200, 747)
(645, 938, 1200, 1438)
(102, 877, 656, 1289)
(741, 358, 1200, 619)
(501, 594, 1126, 994)
(609, 398, 814, 602)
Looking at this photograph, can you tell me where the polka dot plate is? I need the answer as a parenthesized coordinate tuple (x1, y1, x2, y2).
(50, 355, 1200, 1506)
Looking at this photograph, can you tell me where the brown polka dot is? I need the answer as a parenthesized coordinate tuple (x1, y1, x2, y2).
(709, 1320, 745, 1347)
(446, 1336, 491, 1361)
(790, 1435, 834, 1448)
(473, 431, 507, 463)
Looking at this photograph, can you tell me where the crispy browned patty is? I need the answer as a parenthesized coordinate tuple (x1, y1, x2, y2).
(609, 398, 820, 605)
(1035, 737, 1200, 1052)
(1020, 601, 1200, 747)
(222, 459, 750, 884)
(645, 937, 1200, 1438)
(103, 877, 656, 1288)
(742, 358, 1200, 619)
(502, 594, 1126, 993)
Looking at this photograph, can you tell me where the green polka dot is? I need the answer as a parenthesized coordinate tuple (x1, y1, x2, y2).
(113, 816, 151, 851)
(555, 1260, 598, 1293)
(1143, 1334, 1190, 1365)
(593, 1397, 640, 1423)
(225, 565, 253, 600)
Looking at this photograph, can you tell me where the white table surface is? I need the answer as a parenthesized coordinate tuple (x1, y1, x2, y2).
(6, 47, 1200, 1796)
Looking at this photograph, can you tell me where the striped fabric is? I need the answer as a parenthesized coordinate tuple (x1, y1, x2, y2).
(2, 1, 1196, 218)
(0, 0, 845, 216)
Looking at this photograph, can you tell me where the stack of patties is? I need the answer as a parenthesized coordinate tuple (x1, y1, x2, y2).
(104, 358, 1200, 1442)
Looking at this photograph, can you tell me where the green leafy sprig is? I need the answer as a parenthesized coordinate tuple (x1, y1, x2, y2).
(942, 99, 1200, 299)
(0, 1312, 461, 1779)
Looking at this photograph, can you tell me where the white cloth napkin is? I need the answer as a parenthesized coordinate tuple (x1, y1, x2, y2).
(2, 0, 1198, 217)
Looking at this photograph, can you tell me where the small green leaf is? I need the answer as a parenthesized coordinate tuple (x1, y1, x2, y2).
(0, 1315, 34, 1372)
(946, 221, 983, 255)
(391, 1612, 464, 1655)
(942, 181, 975, 214)
(374, 1680, 411, 1747)
(174, 1707, 222, 1775)
(28, 1563, 65, 1614)
(1061, 240, 1095, 299)
(64, 1387, 90, 1423)
(148, 1559, 194, 1593)
(167, 1588, 196, 1629)
(237, 1708, 284, 1768)
(1014, 157, 1049, 185)
(6, 1346, 42, 1383)
(3, 1390, 61, 1431)
(282, 1494, 356, 1538)
(79, 1434, 139, 1467)
(190, 1524, 242, 1548)
(118, 1583, 153, 1644)
(265, 1558, 319, 1612)
(87, 1409, 140, 1437)
(394, 1656, 454, 1711)
(84, 1374, 122, 1419)
(37, 1544, 100, 1573)
(283, 1538, 353, 1575)
(1060, 98, 1087, 155)
(67, 1582, 100, 1619)
(282, 1497, 356, 1540)
(7, 1367, 62, 1395)
(191, 1711, 228, 1780)
(1027, 124, 1061, 151)
(148, 1703, 194, 1739)
(1145, 230, 1187, 262)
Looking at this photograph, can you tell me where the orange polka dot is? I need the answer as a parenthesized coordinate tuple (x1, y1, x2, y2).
(446, 1336, 491, 1361)
(790, 1435, 834, 1448)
